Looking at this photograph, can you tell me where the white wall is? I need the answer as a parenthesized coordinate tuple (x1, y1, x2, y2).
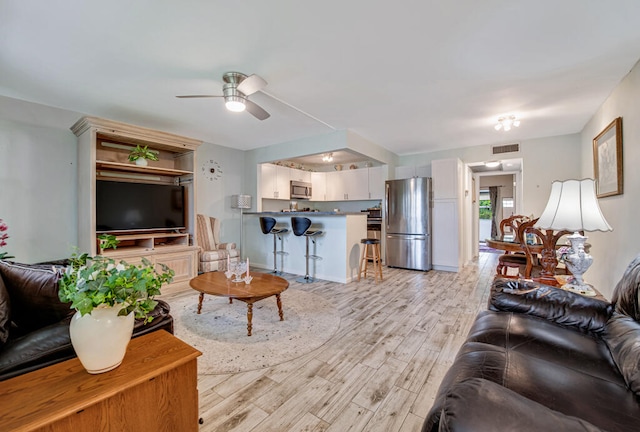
(196, 142, 246, 245)
(0, 96, 247, 262)
(0, 97, 80, 262)
(579, 59, 640, 298)
(398, 134, 581, 218)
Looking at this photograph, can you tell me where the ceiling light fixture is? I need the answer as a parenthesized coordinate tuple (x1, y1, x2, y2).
(322, 153, 334, 162)
(494, 115, 520, 131)
(225, 96, 246, 112)
(485, 161, 501, 168)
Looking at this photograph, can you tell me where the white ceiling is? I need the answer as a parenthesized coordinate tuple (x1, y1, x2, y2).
(2, 1, 640, 156)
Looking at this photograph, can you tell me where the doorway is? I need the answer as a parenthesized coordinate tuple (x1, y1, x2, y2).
(469, 159, 523, 256)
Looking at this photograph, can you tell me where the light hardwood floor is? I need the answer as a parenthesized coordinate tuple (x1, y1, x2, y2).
(172, 252, 498, 432)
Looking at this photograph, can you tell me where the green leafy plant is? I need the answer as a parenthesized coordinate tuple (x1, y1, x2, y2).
(98, 234, 119, 251)
(58, 253, 174, 324)
(128, 145, 159, 162)
(479, 199, 492, 220)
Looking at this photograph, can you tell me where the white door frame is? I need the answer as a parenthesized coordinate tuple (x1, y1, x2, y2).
(470, 167, 523, 258)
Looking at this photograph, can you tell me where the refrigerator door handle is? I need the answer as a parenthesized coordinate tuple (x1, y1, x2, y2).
(386, 235, 426, 241)
(385, 183, 390, 230)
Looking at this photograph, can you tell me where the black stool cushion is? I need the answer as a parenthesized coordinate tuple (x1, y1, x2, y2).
(292, 217, 312, 236)
(361, 238, 380, 245)
(259, 217, 277, 235)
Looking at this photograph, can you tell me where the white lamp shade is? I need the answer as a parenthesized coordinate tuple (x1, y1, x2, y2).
(231, 194, 252, 209)
(536, 179, 612, 232)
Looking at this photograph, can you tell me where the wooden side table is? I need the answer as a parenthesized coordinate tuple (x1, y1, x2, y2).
(0, 330, 201, 432)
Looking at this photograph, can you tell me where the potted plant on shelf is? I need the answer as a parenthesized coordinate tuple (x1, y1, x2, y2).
(58, 253, 174, 374)
(97, 233, 119, 253)
(128, 144, 159, 166)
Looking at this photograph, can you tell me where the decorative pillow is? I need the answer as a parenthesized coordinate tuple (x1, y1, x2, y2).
(0, 278, 10, 345)
(603, 314, 640, 395)
(0, 261, 72, 334)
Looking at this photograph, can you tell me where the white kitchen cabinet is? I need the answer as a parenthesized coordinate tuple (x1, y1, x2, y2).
(290, 168, 311, 183)
(346, 169, 369, 200)
(261, 164, 291, 199)
(325, 169, 369, 200)
(432, 158, 460, 200)
(368, 166, 385, 199)
(432, 199, 461, 271)
(261, 163, 277, 199)
(310, 171, 326, 201)
(395, 165, 430, 179)
(431, 158, 464, 272)
(276, 165, 291, 200)
(325, 171, 344, 201)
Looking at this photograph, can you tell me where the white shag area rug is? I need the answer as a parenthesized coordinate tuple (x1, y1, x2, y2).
(170, 288, 340, 374)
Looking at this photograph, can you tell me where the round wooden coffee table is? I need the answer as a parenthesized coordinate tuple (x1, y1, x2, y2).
(189, 272, 289, 336)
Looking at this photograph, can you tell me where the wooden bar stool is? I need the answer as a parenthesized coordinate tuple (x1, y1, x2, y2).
(358, 238, 383, 282)
(259, 217, 289, 275)
(291, 217, 323, 284)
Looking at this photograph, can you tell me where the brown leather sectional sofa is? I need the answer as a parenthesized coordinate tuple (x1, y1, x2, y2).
(424, 256, 640, 432)
(0, 260, 173, 381)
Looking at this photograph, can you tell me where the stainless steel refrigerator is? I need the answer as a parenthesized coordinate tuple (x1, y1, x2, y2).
(385, 177, 432, 271)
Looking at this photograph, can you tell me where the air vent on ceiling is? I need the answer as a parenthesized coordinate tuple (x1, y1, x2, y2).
(492, 143, 520, 155)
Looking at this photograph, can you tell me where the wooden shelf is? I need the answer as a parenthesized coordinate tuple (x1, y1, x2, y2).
(73, 116, 201, 293)
(96, 160, 192, 177)
(98, 232, 190, 255)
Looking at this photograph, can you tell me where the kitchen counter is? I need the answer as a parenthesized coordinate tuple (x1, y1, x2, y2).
(245, 211, 366, 216)
(243, 213, 367, 283)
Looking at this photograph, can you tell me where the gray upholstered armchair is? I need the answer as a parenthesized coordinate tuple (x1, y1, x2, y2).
(195, 214, 239, 273)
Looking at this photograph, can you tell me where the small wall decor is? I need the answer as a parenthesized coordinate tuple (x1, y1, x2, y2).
(593, 117, 623, 198)
(202, 160, 223, 181)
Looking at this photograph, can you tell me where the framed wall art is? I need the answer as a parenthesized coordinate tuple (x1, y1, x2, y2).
(593, 117, 623, 198)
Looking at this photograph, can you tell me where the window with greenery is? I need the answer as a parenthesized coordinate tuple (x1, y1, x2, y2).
(479, 191, 491, 219)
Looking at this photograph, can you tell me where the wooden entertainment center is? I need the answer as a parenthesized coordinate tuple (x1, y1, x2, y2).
(71, 117, 202, 294)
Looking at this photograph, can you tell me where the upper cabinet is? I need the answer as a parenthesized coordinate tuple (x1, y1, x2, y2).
(367, 166, 385, 200)
(310, 172, 326, 201)
(290, 167, 311, 183)
(432, 158, 461, 200)
(326, 169, 368, 201)
(259, 163, 387, 202)
(395, 165, 431, 180)
(260, 164, 291, 200)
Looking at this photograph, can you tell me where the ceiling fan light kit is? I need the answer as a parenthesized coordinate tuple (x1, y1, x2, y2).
(225, 97, 246, 112)
(177, 71, 270, 120)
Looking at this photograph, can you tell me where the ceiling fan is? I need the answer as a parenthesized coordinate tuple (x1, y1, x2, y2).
(176, 72, 270, 120)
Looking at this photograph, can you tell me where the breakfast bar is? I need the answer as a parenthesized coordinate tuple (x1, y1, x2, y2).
(244, 212, 367, 283)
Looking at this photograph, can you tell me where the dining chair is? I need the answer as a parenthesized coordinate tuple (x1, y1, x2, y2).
(495, 215, 532, 276)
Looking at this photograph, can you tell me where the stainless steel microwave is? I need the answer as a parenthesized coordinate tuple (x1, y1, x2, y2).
(290, 180, 312, 200)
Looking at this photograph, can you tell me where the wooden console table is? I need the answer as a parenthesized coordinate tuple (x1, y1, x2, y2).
(0, 331, 201, 432)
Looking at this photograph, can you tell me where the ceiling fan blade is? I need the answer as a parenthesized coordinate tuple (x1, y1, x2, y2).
(245, 99, 270, 120)
(237, 74, 267, 95)
(175, 95, 223, 98)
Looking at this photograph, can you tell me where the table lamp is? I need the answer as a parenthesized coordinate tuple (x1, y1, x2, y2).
(535, 179, 612, 296)
(231, 194, 252, 259)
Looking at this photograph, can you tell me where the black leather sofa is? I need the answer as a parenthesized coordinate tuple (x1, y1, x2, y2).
(424, 255, 640, 432)
(0, 260, 173, 381)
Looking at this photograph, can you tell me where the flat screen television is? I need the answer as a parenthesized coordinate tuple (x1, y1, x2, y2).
(96, 180, 186, 233)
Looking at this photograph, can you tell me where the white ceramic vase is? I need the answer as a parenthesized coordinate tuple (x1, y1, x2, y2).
(69, 304, 135, 374)
(135, 157, 148, 166)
